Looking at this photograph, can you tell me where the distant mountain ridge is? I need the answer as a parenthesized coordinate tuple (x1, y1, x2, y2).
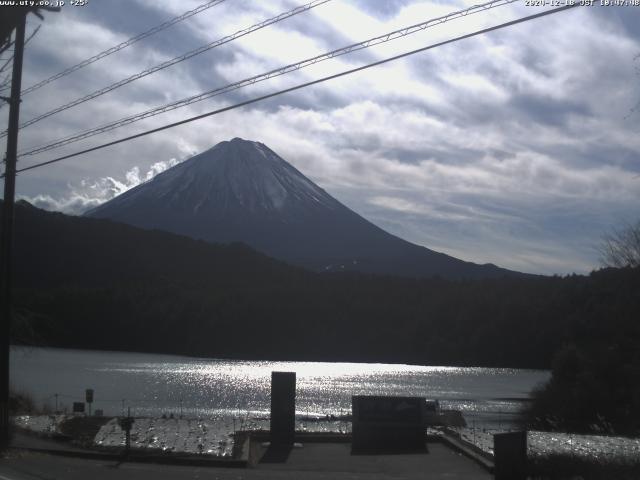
(86, 137, 522, 279)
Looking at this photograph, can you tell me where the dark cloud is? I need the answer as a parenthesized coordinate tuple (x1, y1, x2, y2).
(334, 142, 485, 166)
(531, 141, 640, 174)
(70, 0, 169, 37)
(279, 9, 355, 51)
(507, 94, 590, 128)
(590, 5, 640, 40)
(491, 149, 516, 162)
(182, 48, 240, 90)
(247, 85, 348, 113)
(351, 0, 415, 19)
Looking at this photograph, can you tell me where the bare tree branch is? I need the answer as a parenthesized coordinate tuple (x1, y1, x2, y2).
(0, 40, 14, 57)
(0, 24, 39, 77)
(0, 55, 13, 76)
(600, 220, 640, 268)
(0, 24, 41, 108)
(24, 24, 40, 47)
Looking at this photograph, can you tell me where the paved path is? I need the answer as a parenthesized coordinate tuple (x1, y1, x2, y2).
(253, 442, 491, 479)
(1, 441, 492, 480)
(10, 433, 87, 453)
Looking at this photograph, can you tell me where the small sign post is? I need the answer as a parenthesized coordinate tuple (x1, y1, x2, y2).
(85, 389, 94, 416)
(118, 408, 135, 458)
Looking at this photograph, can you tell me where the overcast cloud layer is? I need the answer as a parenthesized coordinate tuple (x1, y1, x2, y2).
(1, 0, 639, 275)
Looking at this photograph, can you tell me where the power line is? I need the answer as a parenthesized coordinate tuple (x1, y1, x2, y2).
(0, 24, 40, 109)
(0, 24, 39, 74)
(4, 0, 228, 97)
(13, 4, 580, 176)
(2, 0, 331, 137)
(18, 0, 518, 157)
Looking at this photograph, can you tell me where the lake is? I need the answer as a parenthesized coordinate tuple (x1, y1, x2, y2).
(10, 346, 549, 430)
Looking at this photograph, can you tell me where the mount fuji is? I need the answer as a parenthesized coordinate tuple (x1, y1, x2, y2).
(86, 138, 519, 279)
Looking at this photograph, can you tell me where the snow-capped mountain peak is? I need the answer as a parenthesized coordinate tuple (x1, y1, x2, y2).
(131, 137, 335, 215)
(86, 138, 518, 279)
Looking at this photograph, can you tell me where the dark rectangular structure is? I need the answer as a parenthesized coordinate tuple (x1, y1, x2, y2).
(72, 402, 85, 413)
(270, 371, 296, 446)
(352, 395, 427, 453)
(494, 431, 527, 480)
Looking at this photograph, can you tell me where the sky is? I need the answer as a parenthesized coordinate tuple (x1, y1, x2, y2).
(1, 0, 639, 275)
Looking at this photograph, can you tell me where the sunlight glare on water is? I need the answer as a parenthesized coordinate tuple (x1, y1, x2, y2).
(11, 347, 548, 428)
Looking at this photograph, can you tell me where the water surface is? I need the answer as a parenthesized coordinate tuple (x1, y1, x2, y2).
(11, 346, 549, 428)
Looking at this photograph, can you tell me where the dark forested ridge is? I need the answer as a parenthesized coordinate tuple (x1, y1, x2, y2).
(5, 201, 640, 371)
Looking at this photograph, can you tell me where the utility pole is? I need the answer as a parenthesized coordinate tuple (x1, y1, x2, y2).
(0, 6, 59, 450)
(0, 12, 26, 450)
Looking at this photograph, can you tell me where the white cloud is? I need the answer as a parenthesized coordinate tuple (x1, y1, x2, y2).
(20, 158, 182, 215)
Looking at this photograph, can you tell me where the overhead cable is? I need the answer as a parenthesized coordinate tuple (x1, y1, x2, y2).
(0, 24, 41, 110)
(12, 0, 229, 96)
(3, 0, 331, 137)
(13, 4, 581, 175)
(18, 0, 519, 156)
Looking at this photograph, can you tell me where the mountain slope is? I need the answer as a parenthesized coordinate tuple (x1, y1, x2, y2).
(87, 137, 520, 279)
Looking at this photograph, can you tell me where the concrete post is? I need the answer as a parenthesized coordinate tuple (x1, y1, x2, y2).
(494, 431, 527, 480)
(270, 371, 296, 446)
